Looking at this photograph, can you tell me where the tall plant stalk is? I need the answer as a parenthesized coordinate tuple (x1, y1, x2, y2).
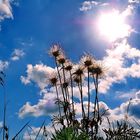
(54, 57, 65, 102)
(61, 64, 71, 126)
(93, 73, 100, 139)
(49, 46, 106, 139)
(54, 84, 61, 117)
(95, 74, 100, 121)
(54, 58, 69, 126)
(79, 75, 85, 119)
(62, 64, 68, 102)
(87, 69, 90, 119)
(69, 70, 74, 118)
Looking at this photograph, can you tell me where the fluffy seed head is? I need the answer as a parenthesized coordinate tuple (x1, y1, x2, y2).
(49, 44, 61, 57)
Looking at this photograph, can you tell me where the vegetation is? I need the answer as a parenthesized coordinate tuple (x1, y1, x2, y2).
(1, 44, 140, 140)
(47, 44, 140, 140)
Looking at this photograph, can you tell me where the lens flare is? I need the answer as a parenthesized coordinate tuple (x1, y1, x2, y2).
(97, 10, 131, 42)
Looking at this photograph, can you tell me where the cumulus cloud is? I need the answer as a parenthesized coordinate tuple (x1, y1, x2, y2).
(115, 90, 140, 119)
(21, 101, 111, 140)
(98, 90, 140, 126)
(80, 1, 100, 11)
(19, 63, 91, 117)
(11, 49, 25, 61)
(18, 89, 59, 118)
(0, 0, 13, 21)
(99, 39, 140, 93)
(89, 91, 140, 131)
(22, 94, 140, 139)
(79, 1, 110, 11)
(19, 70, 110, 118)
(21, 64, 55, 89)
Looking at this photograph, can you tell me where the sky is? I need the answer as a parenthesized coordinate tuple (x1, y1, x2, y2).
(0, 0, 140, 139)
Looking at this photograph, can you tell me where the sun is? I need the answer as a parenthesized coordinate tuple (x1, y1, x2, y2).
(97, 10, 131, 42)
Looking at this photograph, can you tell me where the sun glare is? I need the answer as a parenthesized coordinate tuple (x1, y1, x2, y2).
(97, 10, 130, 42)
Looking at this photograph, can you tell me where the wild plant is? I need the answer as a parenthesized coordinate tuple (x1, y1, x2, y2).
(49, 44, 105, 140)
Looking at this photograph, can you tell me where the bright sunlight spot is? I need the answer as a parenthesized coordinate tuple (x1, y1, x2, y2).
(97, 10, 131, 42)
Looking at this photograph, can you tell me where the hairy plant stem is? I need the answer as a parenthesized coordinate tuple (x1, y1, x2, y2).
(87, 69, 90, 119)
(70, 70, 75, 118)
(93, 74, 100, 138)
(62, 64, 68, 102)
(93, 74, 99, 118)
(54, 58, 69, 126)
(95, 74, 100, 122)
(54, 57, 65, 102)
(78, 75, 85, 119)
(62, 64, 70, 126)
(93, 77, 96, 118)
(55, 84, 61, 117)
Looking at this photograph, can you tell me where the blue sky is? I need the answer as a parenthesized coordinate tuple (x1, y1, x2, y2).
(0, 0, 140, 139)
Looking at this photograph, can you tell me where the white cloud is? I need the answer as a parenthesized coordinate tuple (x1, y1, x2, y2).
(111, 90, 140, 120)
(11, 49, 25, 61)
(21, 94, 140, 139)
(21, 64, 55, 89)
(0, 0, 13, 21)
(92, 92, 140, 132)
(79, 1, 109, 11)
(22, 101, 110, 140)
(99, 39, 140, 93)
(80, 1, 99, 11)
(18, 89, 59, 118)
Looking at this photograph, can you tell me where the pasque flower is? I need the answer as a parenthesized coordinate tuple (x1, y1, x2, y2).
(49, 44, 61, 58)
(49, 72, 58, 86)
(57, 53, 66, 65)
(80, 54, 95, 68)
(64, 60, 73, 71)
